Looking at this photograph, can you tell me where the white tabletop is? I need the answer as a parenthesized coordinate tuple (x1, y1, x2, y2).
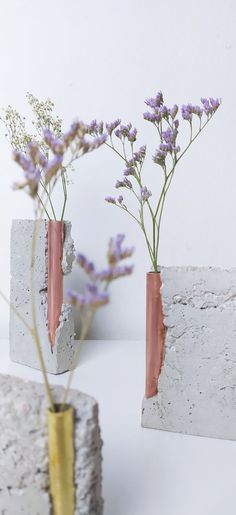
(0, 338, 235, 515)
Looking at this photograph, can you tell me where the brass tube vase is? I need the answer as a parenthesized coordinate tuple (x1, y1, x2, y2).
(146, 271, 165, 398)
(48, 405, 75, 515)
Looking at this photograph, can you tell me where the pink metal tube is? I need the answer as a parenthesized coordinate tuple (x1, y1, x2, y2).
(48, 221, 64, 351)
(145, 272, 165, 398)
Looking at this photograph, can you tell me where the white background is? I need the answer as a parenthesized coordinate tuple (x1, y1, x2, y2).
(0, 0, 235, 339)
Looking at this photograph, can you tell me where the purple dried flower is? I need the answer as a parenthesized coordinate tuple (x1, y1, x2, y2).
(153, 149, 167, 164)
(145, 92, 163, 109)
(126, 158, 135, 167)
(107, 234, 134, 265)
(115, 123, 132, 139)
(115, 178, 132, 189)
(76, 253, 96, 278)
(68, 284, 109, 308)
(159, 105, 169, 119)
(162, 128, 175, 144)
(97, 264, 134, 282)
(62, 121, 85, 148)
(123, 167, 135, 176)
(133, 145, 146, 163)
(201, 97, 220, 115)
(128, 128, 137, 142)
(181, 104, 193, 121)
(140, 186, 152, 202)
(169, 105, 179, 119)
(86, 120, 103, 135)
(117, 195, 123, 204)
(159, 143, 171, 152)
(106, 119, 121, 136)
(105, 196, 116, 204)
(124, 178, 132, 188)
(84, 284, 109, 307)
(90, 133, 107, 149)
(116, 180, 126, 188)
(13, 151, 34, 173)
(27, 142, 47, 168)
(210, 98, 220, 110)
(13, 150, 41, 197)
(173, 146, 180, 153)
(43, 128, 64, 155)
(143, 112, 160, 123)
(44, 155, 63, 183)
(192, 105, 203, 117)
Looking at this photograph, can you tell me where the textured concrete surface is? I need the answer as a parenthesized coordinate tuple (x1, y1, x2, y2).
(142, 267, 236, 440)
(0, 374, 103, 515)
(10, 220, 76, 374)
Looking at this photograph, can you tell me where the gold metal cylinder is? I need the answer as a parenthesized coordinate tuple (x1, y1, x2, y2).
(48, 405, 75, 515)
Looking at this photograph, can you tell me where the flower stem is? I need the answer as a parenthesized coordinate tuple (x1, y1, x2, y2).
(60, 169, 68, 221)
(37, 193, 51, 220)
(30, 211, 55, 411)
(39, 180, 57, 220)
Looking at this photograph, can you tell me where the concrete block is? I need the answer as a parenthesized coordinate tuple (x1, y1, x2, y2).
(0, 374, 103, 515)
(10, 219, 76, 374)
(142, 267, 236, 440)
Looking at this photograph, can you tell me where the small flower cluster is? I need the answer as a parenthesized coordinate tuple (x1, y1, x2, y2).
(76, 253, 96, 279)
(13, 121, 107, 197)
(67, 234, 134, 310)
(107, 234, 134, 265)
(68, 284, 109, 308)
(181, 98, 220, 121)
(1, 93, 63, 156)
(144, 92, 220, 125)
(145, 93, 219, 169)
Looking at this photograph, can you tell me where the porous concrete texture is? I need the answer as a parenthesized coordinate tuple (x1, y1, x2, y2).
(142, 266, 236, 440)
(10, 219, 76, 374)
(0, 374, 103, 515)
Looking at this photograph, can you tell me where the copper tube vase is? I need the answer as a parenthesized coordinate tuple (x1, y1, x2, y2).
(48, 221, 64, 350)
(48, 405, 75, 515)
(145, 272, 165, 398)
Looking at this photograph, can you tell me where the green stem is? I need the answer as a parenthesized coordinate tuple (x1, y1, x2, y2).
(36, 193, 51, 220)
(40, 180, 57, 220)
(60, 169, 68, 221)
(105, 141, 126, 162)
(155, 170, 175, 263)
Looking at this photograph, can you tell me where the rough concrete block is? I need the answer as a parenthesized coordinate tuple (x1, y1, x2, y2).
(10, 219, 77, 374)
(142, 267, 236, 440)
(0, 374, 103, 515)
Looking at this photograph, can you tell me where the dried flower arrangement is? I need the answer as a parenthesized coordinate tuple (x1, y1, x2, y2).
(86, 93, 221, 270)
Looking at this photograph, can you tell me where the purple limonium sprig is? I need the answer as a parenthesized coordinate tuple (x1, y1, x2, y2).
(76, 253, 96, 279)
(13, 150, 42, 197)
(94, 91, 221, 272)
(107, 234, 134, 265)
(67, 234, 134, 340)
(13, 119, 107, 219)
(96, 265, 133, 281)
(140, 186, 152, 202)
(68, 284, 109, 308)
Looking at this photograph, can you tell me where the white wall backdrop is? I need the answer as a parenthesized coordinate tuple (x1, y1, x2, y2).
(0, 0, 235, 339)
